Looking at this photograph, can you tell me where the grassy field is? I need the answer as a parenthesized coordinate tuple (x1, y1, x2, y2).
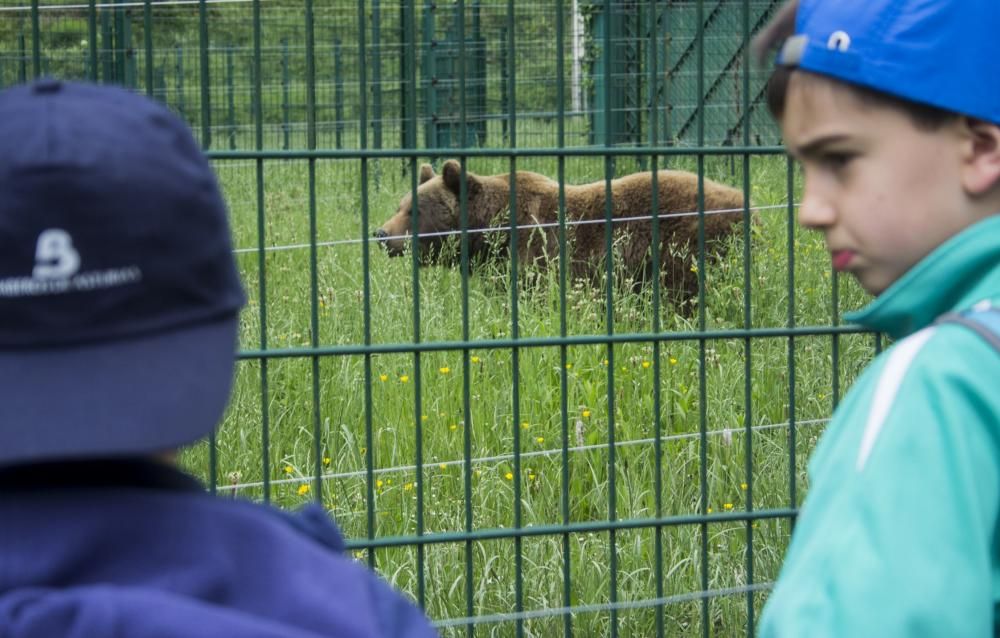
(181, 152, 876, 636)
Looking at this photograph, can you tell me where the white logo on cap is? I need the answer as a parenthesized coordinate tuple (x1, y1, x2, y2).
(827, 31, 851, 52)
(33, 229, 80, 280)
(0, 229, 141, 299)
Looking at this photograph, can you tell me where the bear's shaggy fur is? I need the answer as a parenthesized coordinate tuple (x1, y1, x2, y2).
(376, 160, 746, 307)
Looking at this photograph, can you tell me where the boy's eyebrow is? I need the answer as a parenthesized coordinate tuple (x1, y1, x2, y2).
(788, 134, 852, 159)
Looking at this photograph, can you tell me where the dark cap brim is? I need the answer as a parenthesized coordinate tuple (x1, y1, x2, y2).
(0, 316, 239, 467)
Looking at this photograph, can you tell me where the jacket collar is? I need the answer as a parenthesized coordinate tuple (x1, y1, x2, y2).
(0, 458, 203, 492)
(847, 215, 1000, 339)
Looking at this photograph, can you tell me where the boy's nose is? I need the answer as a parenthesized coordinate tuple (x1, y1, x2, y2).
(797, 191, 836, 230)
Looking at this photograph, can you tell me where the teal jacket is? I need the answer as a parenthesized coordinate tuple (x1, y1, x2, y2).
(759, 216, 1000, 637)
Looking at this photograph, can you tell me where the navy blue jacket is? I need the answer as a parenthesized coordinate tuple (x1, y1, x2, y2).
(0, 460, 439, 638)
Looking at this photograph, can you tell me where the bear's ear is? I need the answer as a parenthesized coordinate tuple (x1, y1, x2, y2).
(418, 163, 436, 184)
(442, 159, 479, 197)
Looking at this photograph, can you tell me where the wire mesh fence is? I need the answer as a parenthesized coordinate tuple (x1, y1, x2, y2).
(1, 1, 882, 636)
(0, 0, 783, 151)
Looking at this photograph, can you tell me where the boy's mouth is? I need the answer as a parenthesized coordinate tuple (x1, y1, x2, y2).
(831, 250, 855, 272)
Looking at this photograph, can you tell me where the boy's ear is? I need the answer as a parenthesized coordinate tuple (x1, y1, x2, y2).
(960, 117, 1000, 196)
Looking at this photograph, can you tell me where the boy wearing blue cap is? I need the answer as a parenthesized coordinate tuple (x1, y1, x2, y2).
(0, 80, 438, 637)
(753, 1, 1000, 635)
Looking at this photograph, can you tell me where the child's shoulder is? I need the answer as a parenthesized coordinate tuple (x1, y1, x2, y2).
(899, 302, 1000, 397)
(933, 302, 1000, 354)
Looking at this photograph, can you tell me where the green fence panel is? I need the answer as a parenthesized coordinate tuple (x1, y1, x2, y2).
(2, 1, 886, 635)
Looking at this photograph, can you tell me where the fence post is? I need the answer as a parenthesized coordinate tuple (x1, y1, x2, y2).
(334, 38, 344, 149)
(175, 46, 186, 123)
(87, 0, 99, 82)
(30, 0, 40, 79)
(122, 6, 137, 88)
(399, 1, 414, 153)
(227, 46, 237, 149)
(18, 32, 27, 84)
(281, 38, 290, 150)
(472, 1, 486, 146)
(101, 9, 114, 82)
(371, 0, 383, 150)
(421, 0, 436, 150)
(114, 0, 126, 83)
(154, 65, 166, 103)
(661, 7, 673, 151)
(142, 0, 153, 96)
(499, 26, 507, 144)
(82, 48, 89, 82)
(249, 60, 258, 135)
(197, 0, 212, 150)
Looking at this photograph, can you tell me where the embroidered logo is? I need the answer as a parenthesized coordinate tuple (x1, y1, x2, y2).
(0, 229, 142, 298)
(32, 229, 80, 280)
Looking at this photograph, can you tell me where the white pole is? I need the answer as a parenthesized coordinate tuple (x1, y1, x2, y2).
(571, 0, 585, 113)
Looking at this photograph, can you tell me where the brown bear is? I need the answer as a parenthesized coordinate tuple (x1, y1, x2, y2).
(374, 160, 746, 308)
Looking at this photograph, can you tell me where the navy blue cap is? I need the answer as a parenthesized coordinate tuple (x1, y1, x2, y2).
(0, 80, 246, 466)
(776, 0, 1000, 126)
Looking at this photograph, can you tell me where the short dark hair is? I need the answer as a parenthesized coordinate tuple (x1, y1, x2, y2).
(765, 66, 956, 131)
(753, 0, 956, 131)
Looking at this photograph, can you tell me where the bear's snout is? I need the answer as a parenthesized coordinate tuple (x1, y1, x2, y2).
(374, 226, 407, 257)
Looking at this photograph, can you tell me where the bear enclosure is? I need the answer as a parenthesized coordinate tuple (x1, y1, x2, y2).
(1, 1, 883, 636)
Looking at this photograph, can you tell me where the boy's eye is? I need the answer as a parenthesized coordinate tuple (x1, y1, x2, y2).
(822, 152, 855, 169)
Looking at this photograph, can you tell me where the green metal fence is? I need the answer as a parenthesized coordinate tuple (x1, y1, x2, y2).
(2, 1, 883, 635)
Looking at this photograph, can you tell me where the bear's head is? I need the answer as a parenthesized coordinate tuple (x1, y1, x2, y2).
(375, 160, 494, 264)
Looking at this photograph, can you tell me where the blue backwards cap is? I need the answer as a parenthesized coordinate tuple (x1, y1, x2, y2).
(777, 0, 1000, 126)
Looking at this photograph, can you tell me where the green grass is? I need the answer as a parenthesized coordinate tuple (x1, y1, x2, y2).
(181, 153, 875, 637)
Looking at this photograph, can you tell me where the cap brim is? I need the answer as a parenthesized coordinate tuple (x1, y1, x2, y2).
(0, 316, 239, 467)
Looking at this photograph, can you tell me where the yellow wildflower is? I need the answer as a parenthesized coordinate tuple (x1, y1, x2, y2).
(439, 366, 450, 375)
(504, 472, 513, 481)
(582, 410, 591, 418)
(471, 356, 480, 364)
(400, 375, 409, 383)
(642, 360, 651, 369)
(283, 465, 294, 475)
(379, 374, 388, 382)
(297, 484, 310, 496)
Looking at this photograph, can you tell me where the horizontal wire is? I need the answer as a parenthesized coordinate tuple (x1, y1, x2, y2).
(217, 417, 828, 492)
(432, 581, 774, 629)
(231, 203, 789, 255)
(0, 0, 261, 12)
